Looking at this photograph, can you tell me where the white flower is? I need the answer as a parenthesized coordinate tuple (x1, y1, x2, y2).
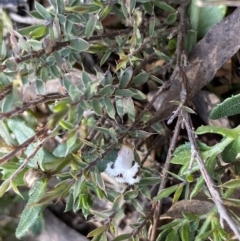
(105, 144, 140, 185)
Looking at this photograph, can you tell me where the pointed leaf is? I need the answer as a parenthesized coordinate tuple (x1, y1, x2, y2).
(16, 179, 47, 238)
(133, 72, 149, 86)
(153, 185, 179, 202)
(119, 66, 133, 88)
(85, 15, 97, 38)
(35, 2, 52, 21)
(87, 226, 107, 237)
(70, 38, 89, 52)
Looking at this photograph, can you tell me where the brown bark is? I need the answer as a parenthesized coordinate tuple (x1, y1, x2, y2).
(153, 7, 240, 121)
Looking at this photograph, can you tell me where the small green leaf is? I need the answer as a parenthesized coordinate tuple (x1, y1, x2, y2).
(124, 190, 139, 200)
(87, 226, 107, 237)
(202, 137, 234, 160)
(73, 178, 84, 202)
(70, 38, 89, 52)
(130, 88, 146, 100)
(82, 71, 91, 89)
(123, 97, 135, 122)
(55, 0, 64, 14)
(149, 15, 155, 36)
(35, 2, 52, 21)
(90, 209, 109, 220)
(166, 12, 177, 25)
(0, 120, 14, 145)
(144, 2, 153, 15)
(180, 221, 190, 241)
(94, 168, 105, 191)
(10, 180, 24, 199)
(153, 1, 176, 13)
(196, 125, 237, 138)
(138, 177, 161, 186)
(100, 49, 112, 66)
(221, 179, 240, 189)
(92, 98, 103, 115)
(100, 85, 114, 96)
(112, 195, 123, 211)
(133, 72, 149, 86)
(115, 97, 124, 120)
(171, 144, 191, 165)
(36, 79, 45, 95)
(173, 183, 184, 203)
(102, 70, 113, 85)
(112, 233, 132, 241)
(109, 127, 118, 143)
(168, 38, 177, 50)
(190, 177, 204, 199)
(27, 39, 42, 51)
(30, 26, 47, 38)
(67, 14, 80, 23)
(153, 185, 179, 202)
(186, 174, 194, 183)
(68, 84, 81, 101)
(186, 30, 197, 54)
(18, 25, 44, 36)
(119, 66, 133, 88)
(222, 198, 240, 207)
(85, 15, 97, 38)
(0, 180, 11, 198)
(154, 48, 171, 62)
(131, 199, 144, 215)
(166, 229, 179, 241)
(59, 120, 75, 130)
(65, 4, 101, 14)
(99, 4, 113, 20)
(114, 89, 134, 97)
(65, 191, 74, 212)
(103, 98, 116, 119)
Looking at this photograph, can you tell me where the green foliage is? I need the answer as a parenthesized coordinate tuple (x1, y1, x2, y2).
(210, 93, 240, 119)
(0, 0, 237, 240)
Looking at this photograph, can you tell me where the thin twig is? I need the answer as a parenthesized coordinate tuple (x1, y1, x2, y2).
(8, 135, 52, 181)
(0, 94, 65, 119)
(149, 117, 182, 241)
(0, 127, 47, 164)
(183, 111, 240, 239)
(0, 85, 11, 101)
(132, 204, 156, 237)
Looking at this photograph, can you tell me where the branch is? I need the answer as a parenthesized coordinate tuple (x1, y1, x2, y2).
(0, 94, 65, 119)
(183, 111, 240, 239)
(149, 116, 182, 241)
(0, 127, 47, 164)
(7, 135, 51, 181)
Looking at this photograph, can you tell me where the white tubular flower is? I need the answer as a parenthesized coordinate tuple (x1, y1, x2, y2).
(105, 144, 140, 185)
